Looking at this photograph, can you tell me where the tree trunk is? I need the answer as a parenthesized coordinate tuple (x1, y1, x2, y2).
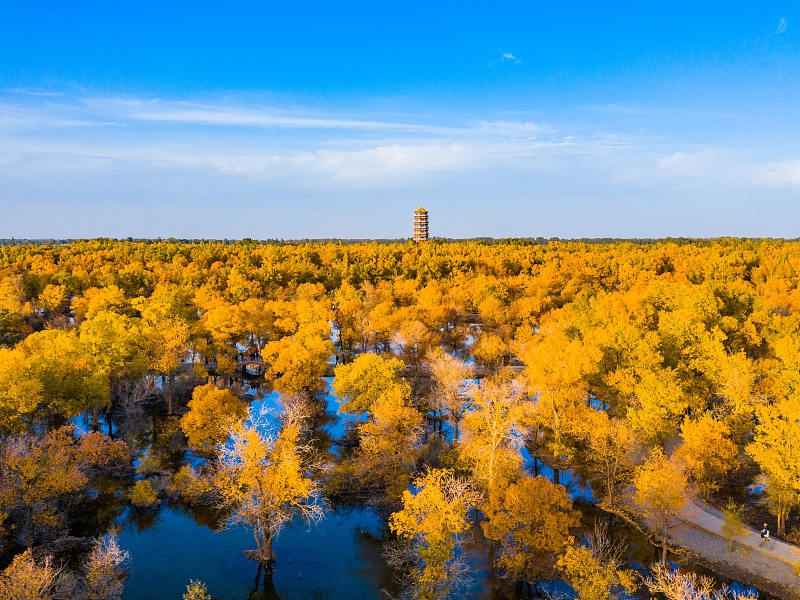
(24, 511, 33, 549)
(106, 407, 113, 437)
(249, 527, 276, 568)
(662, 523, 669, 564)
(262, 533, 275, 570)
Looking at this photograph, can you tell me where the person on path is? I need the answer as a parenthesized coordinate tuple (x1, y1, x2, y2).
(760, 524, 772, 549)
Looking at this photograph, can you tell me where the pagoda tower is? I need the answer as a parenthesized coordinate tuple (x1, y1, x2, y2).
(413, 206, 429, 241)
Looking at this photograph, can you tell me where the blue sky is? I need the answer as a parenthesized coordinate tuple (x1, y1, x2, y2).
(1, 1, 799, 239)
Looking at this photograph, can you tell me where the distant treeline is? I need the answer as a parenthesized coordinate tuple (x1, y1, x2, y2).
(2, 235, 797, 247)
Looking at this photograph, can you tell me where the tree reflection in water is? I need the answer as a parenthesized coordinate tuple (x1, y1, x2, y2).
(248, 563, 283, 600)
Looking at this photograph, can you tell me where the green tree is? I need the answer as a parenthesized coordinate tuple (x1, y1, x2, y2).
(333, 353, 409, 413)
(720, 500, 747, 552)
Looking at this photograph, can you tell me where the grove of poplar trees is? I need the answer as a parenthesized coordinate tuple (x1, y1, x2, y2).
(0, 237, 797, 599)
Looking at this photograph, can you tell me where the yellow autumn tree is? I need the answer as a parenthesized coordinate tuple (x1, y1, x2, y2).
(0, 347, 44, 433)
(675, 415, 737, 499)
(332, 353, 409, 413)
(355, 386, 423, 500)
(522, 324, 599, 467)
(428, 349, 473, 442)
(586, 412, 639, 508)
(262, 334, 333, 397)
(0, 427, 125, 548)
(181, 384, 247, 454)
(746, 399, 800, 536)
(628, 369, 688, 446)
(633, 448, 690, 564)
(82, 535, 130, 600)
(460, 378, 524, 491)
(557, 524, 637, 600)
(213, 407, 325, 569)
(388, 468, 480, 600)
(472, 332, 509, 373)
(0, 549, 59, 600)
(483, 474, 580, 585)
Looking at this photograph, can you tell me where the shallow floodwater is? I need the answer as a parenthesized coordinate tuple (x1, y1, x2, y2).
(120, 506, 396, 600)
(95, 377, 768, 600)
(120, 380, 395, 600)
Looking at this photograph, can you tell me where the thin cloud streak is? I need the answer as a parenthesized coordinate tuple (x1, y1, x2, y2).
(86, 97, 464, 134)
(1, 89, 799, 199)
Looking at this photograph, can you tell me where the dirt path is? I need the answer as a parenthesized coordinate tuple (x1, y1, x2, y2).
(668, 499, 800, 598)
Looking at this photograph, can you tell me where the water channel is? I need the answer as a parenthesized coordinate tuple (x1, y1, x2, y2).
(67, 379, 770, 600)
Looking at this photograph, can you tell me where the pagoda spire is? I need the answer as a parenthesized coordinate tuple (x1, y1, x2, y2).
(413, 206, 429, 241)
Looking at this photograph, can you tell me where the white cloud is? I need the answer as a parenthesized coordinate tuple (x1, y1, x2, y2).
(476, 120, 544, 137)
(3, 88, 800, 236)
(159, 144, 479, 181)
(501, 52, 520, 63)
(778, 17, 788, 33)
(752, 159, 800, 187)
(657, 150, 724, 178)
(85, 98, 459, 134)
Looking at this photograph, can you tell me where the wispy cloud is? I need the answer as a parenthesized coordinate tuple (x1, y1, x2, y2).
(778, 17, 788, 33)
(2, 88, 800, 241)
(752, 159, 800, 187)
(103, 98, 454, 133)
(501, 52, 520, 63)
(0, 93, 463, 135)
(657, 149, 727, 178)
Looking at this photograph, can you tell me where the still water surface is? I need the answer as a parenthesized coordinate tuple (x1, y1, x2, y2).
(120, 506, 395, 600)
(102, 379, 765, 600)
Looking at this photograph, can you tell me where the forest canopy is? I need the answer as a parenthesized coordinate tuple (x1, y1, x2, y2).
(0, 237, 797, 598)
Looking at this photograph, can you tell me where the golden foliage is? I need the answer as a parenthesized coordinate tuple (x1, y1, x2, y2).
(180, 384, 247, 454)
(483, 474, 579, 583)
(675, 415, 737, 498)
